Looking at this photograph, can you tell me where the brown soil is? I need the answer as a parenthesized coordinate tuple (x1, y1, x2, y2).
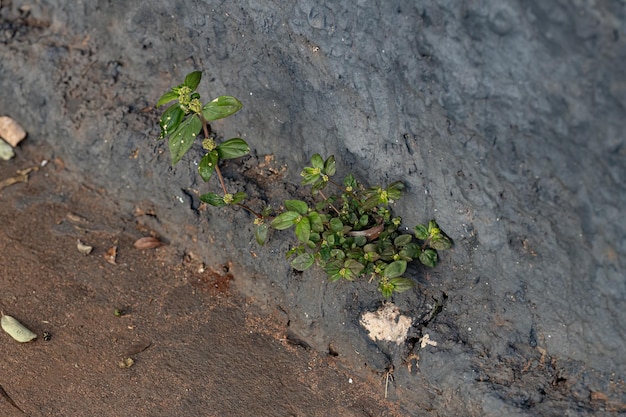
(0, 148, 404, 417)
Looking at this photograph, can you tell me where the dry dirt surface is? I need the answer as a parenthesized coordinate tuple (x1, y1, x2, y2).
(0, 147, 405, 417)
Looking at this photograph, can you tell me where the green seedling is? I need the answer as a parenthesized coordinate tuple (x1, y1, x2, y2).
(157, 71, 452, 297)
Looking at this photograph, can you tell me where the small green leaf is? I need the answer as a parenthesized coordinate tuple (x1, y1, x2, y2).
(217, 138, 250, 160)
(157, 91, 180, 108)
(386, 181, 404, 201)
(394, 234, 413, 247)
(362, 194, 381, 211)
(231, 192, 248, 205)
(255, 223, 268, 245)
(383, 260, 407, 278)
(200, 192, 226, 207)
(359, 215, 369, 227)
(354, 235, 367, 247)
(271, 211, 300, 230)
(168, 115, 202, 165)
(184, 71, 202, 90)
(291, 253, 315, 271)
(202, 96, 243, 121)
(308, 211, 324, 232)
(324, 155, 336, 176)
(390, 277, 414, 293)
(310, 154, 324, 169)
(198, 150, 219, 182)
(295, 217, 311, 243)
(414, 224, 429, 240)
(301, 167, 321, 185)
(159, 104, 184, 139)
(379, 280, 394, 298)
(399, 242, 420, 259)
(330, 249, 345, 260)
(345, 259, 365, 276)
(329, 218, 343, 233)
(323, 261, 341, 276)
(285, 200, 309, 215)
(419, 249, 438, 268)
(429, 236, 452, 251)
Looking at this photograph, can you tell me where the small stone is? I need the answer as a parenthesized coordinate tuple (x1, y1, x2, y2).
(0, 116, 27, 147)
(0, 140, 15, 160)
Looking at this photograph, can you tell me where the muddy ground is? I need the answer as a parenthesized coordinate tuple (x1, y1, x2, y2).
(0, 146, 405, 417)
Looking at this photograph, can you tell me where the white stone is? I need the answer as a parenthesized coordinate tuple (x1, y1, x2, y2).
(0, 139, 15, 160)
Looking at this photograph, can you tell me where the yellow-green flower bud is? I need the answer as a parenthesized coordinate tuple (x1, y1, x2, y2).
(202, 138, 216, 151)
(223, 193, 233, 204)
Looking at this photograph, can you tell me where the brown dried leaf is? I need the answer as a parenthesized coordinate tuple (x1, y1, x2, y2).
(104, 246, 117, 264)
(133, 236, 164, 249)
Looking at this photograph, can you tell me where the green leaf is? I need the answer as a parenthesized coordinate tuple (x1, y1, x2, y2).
(202, 96, 243, 121)
(157, 91, 180, 108)
(323, 261, 342, 276)
(159, 104, 184, 139)
(285, 200, 309, 215)
(429, 235, 452, 251)
(198, 150, 219, 182)
(217, 138, 250, 160)
(414, 224, 429, 240)
(301, 167, 321, 185)
(394, 234, 413, 247)
(386, 181, 404, 201)
(329, 218, 343, 233)
(419, 249, 438, 268)
(295, 217, 311, 243)
(231, 192, 248, 205)
(330, 249, 345, 260)
(324, 155, 336, 176)
(390, 277, 414, 293)
(362, 194, 381, 211)
(359, 214, 369, 227)
(168, 115, 202, 165)
(271, 211, 300, 230)
(379, 280, 394, 298)
(308, 211, 324, 233)
(255, 223, 268, 245)
(184, 71, 202, 90)
(383, 260, 407, 278)
(291, 253, 315, 271)
(310, 154, 324, 169)
(200, 192, 226, 207)
(399, 242, 420, 259)
(345, 259, 365, 276)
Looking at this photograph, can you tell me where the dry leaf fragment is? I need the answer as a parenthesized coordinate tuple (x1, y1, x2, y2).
(77, 239, 93, 255)
(104, 246, 117, 264)
(134, 236, 164, 249)
(1, 314, 37, 342)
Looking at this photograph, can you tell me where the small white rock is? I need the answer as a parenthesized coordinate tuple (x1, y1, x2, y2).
(0, 116, 27, 147)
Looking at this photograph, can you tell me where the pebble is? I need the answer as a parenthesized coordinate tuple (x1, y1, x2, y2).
(0, 116, 27, 147)
(0, 140, 14, 160)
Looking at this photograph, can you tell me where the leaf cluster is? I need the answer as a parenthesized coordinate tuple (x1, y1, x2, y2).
(157, 71, 251, 207)
(265, 154, 452, 298)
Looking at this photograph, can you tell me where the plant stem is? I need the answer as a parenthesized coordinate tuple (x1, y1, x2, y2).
(328, 178, 362, 207)
(200, 116, 229, 196)
(236, 203, 263, 219)
(319, 190, 341, 215)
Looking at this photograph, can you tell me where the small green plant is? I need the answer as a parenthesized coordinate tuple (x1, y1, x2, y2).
(156, 71, 452, 298)
(157, 71, 259, 216)
(271, 154, 451, 297)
